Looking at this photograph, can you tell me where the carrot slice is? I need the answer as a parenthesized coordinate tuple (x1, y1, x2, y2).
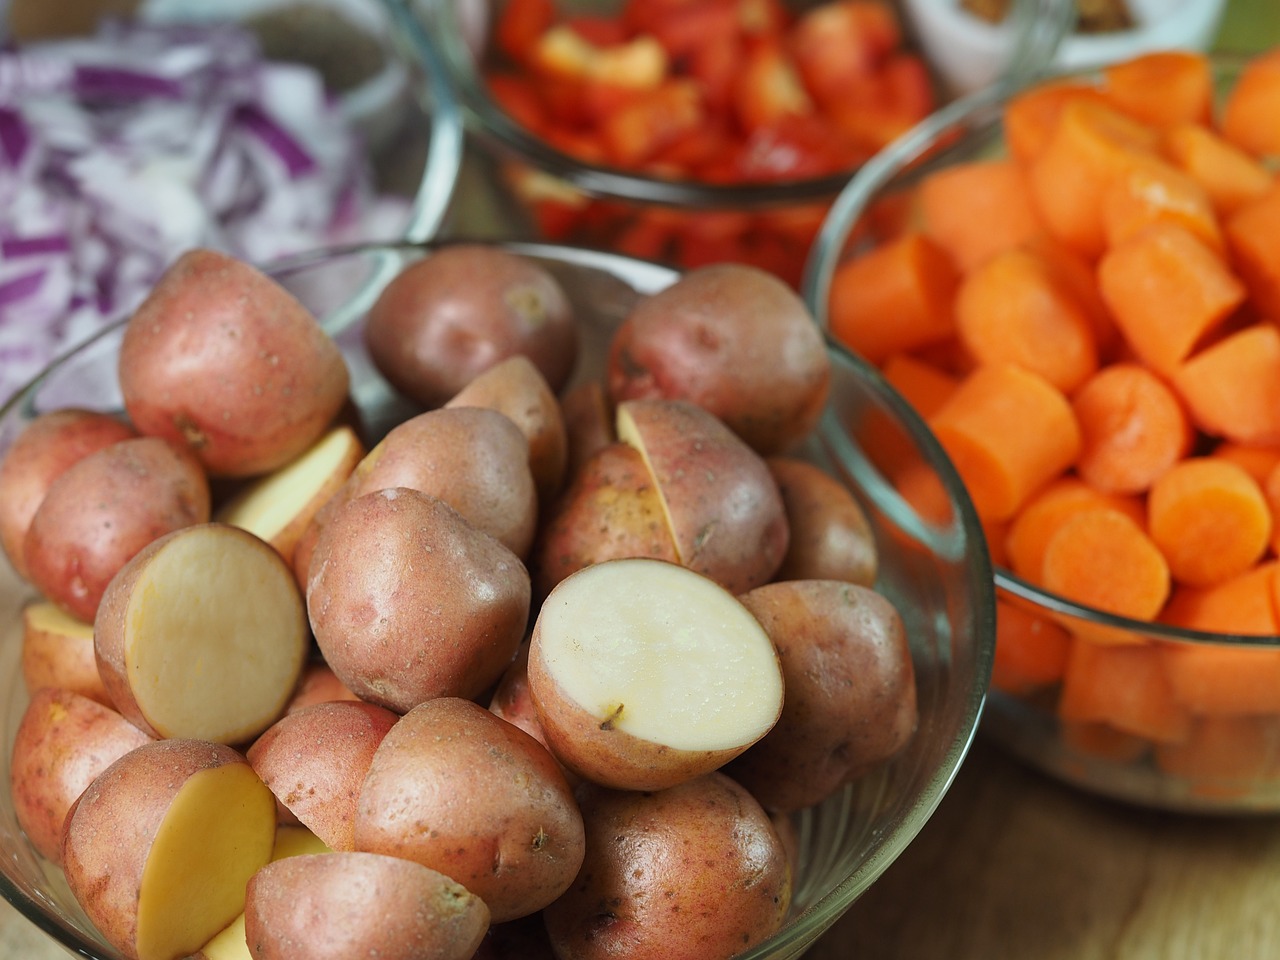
(1097, 222, 1246, 376)
(1071, 362, 1193, 495)
(917, 159, 1045, 273)
(1155, 714, 1280, 797)
(953, 247, 1098, 393)
(1060, 720, 1149, 764)
(1261, 461, 1280, 556)
(1174, 323, 1280, 447)
(1101, 51, 1213, 129)
(1022, 234, 1121, 360)
(827, 232, 960, 364)
(1002, 80, 1113, 167)
(1101, 155, 1223, 254)
(1209, 441, 1280, 486)
(1147, 457, 1271, 588)
(1221, 48, 1280, 160)
(1163, 122, 1274, 219)
(992, 598, 1072, 695)
(1039, 508, 1170, 622)
(1163, 643, 1280, 717)
(1225, 184, 1280, 323)
(927, 363, 1082, 522)
(1058, 639, 1192, 744)
(880, 352, 958, 419)
(1161, 561, 1280, 636)
(1004, 477, 1145, 583)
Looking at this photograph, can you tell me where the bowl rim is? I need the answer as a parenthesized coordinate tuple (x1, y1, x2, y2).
(0, 235, 996, 960)
(800, 48, 1280, 651)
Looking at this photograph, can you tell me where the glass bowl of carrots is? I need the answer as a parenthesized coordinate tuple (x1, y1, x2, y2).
(395, 0, 1069, 289)
(803, 46, 1280, 812)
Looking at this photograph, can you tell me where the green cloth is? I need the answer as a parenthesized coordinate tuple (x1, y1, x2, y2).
(1216, 0, 1280, 53)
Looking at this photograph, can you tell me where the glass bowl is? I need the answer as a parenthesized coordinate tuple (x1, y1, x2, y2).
(393, 0, 1072, 288)
(0, 238, 993, 958)
(802, 51, 1280, 812)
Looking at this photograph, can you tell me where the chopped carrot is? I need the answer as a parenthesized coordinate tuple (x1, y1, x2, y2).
(1261, 461, 1280, 556)
(1060, 720, 1150, 764)
(1071, 362, 1194, 495)
(1174, 323, 1280, 447)
(1163, 122, 1274, 219)
(1147, 457, 1271, 588)
(1004, 477, 1145, 583)
(992, 598, 1072, 695)
(1022, 234, 1121, 360)
(1058, 639, 1192, 744)
(1163, 641, 1280, 716)
(927, 363, 1082, 522)
(1154, 714, 1280, 798)
(892, 458, 955, 527)
(827, 232, 960, 364)
(1002, 80, 1113, 167)
(1209, 441, 1280, 486)
(917, 159, 1045, 273)
(1161, 561, 1280, 636)
(880, 352, 958, 419)
(1101, 155, 1223, 254)
(1101, 51, 1213, 129)
(1026, 98, 1161, 259)
(1225, 184, 1280, 323)
(1097, 222, 1246, 376)
(1221, 48, 1280, 160)
(1039, 508, 1170, 622)
(953, 247, 1099, 393)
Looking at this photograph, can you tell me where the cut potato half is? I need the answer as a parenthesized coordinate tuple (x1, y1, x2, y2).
(529, 557, 783, 790)
(95, 523, 308, 744)
(21, 600, 108, 705)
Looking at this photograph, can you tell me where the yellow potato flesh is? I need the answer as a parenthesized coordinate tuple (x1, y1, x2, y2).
(134, 763, 276, 960)
(24, 600, 93, 639)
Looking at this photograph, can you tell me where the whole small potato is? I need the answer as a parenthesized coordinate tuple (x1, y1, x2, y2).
(355, 697, 585, 923)
(282, 661, 361, 715)
(559, 379, 614, 478)
(543, 773, 791, 960)
(364, 244, 578, 407)
(768, 457, 879, 585)
(0, 408, 136, 578)
(307, 488, 531, 712)
(607, 262, 831, 455)
(727, 580, 918, 811)
(23, 436, 211, 622)
(118, 248, 350, 477)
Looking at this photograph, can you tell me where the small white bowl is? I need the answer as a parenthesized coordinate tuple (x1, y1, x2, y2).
(904, 0, 1229, 96)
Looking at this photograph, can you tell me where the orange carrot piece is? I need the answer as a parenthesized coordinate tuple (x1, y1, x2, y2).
(1210, 441, 1280, 486)
(1058, 639, 1192, 744)
(1221, 48, 1280, 160)
(1004, 477, 1145, 583)
(1163, 122, 1274, 219)
(1097, 222, 1246, 376)
(917, 159, 1045, 273)
(1059, 720, 1149, 764)
(1002, 80, 1113, 167)
(1101, 51, 1213, 129)
(880, 352, 959, 419)
(1262, 461, 1280, 556)
(1174, 323, 1280, 447)
(992, 598, 1072, 695)
(953, 247, 1099, 394)
(828, 232, 960, 364)
(1154, 714, 1280, 797)
(1101, 155, 1223, 254)
(1071, 362, 1194, 495)
(1040, 508, 1170, 621)
(1225, 184, 1280, 322)
(1026, 98, 1161, 259)
(1163, 643, 1280, 717)
(1022, 234, 1121, 360)
(927, 363, 1082, 522)
(1161, 561, 1280, 636)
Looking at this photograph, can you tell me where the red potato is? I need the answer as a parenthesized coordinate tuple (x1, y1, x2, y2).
(446, 354, 570, 505)
(23, 436, 211, 622)
(61, 738, 278, 960)
(364, 244, 578, 407)
(768, 456, 879, 585)
(307, 488, 531, 713)
(489, 643, 551, 750)
(354, 697, 585, 923)
(559, 379, 615, 478)
(527, 558, 784, 791)
(606, 262, 831, 455)
(617, 398, 790, 593)
(9, 687, 152, 864)
(94, 523, 308, 744)
(0, 408, 136, 579)
(543, 773, 792, 960)
(243, 852, 490, 960)
(247, 700, 398, 851)
(530, 441, 679, 599)
(282, 662, 361, 715)
(726, 580, 918, 812)
(21, 601, 109, 706)
(118, 248, 350, 477)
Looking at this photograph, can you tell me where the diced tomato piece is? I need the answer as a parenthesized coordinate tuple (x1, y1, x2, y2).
(487, 73, 547, 135)
(495, 0, 556, 66)
(735, 114, 852, 181)
(599, 80, 705, 167)
(645, 0, 739, 59)
(565, 15, 630, 47)
(790, 0, 902, 107)
(734, 39, 813, 134)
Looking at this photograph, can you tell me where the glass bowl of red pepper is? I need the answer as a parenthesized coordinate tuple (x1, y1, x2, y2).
(399, 0, 1069, 289)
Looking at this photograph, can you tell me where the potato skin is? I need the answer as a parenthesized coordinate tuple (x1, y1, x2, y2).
(727, 580, 918, 811)
(543, 773, 791, 960)
(118, 248, 350, 477)
(244, 852, 490, 960)
(354, 697, 585, 923)
(23, 436, 211, 622)
(607, 262, 830, 455)
(768, 457, 879, 586)
(364, 244, 578, 407)
(0, 408, 136, 579)
(307, 488, 531, 713)
(21, 601, 110, 706)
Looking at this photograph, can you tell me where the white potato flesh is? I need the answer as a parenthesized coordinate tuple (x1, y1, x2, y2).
(122, 526, 306, 743)
(536, 558, 782, 752)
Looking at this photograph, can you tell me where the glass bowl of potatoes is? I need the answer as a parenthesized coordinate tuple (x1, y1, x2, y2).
(0, 237, 994, 960)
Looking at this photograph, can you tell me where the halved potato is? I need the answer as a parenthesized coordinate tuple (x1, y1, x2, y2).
(21, 601, 108, 705)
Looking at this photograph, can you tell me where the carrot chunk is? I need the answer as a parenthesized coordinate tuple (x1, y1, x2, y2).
(1163, 642, 1280, 717)
(1163, 122, 1274, 219)
(1002, 80, 1113, 167)
(1101, 51, 1213, 129)
(1161, 561, 1280, 636)
(917, 160, 1044, 273)
(927, 363, 1082, 522)
(1174, 323, 1280, 447)
(879, 352, 958, 419)
(1040, 508, 1170, 622)
(1059, 639, 1192, 743)
(992, 598, 1072, 695)
(1225, 184, 1280, 322)
(1221, 48, 1280, 160)
(1209, 441, 1280, 486)
(1101, 155, 1223, 254)
(1004, 477, 1145, 583)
